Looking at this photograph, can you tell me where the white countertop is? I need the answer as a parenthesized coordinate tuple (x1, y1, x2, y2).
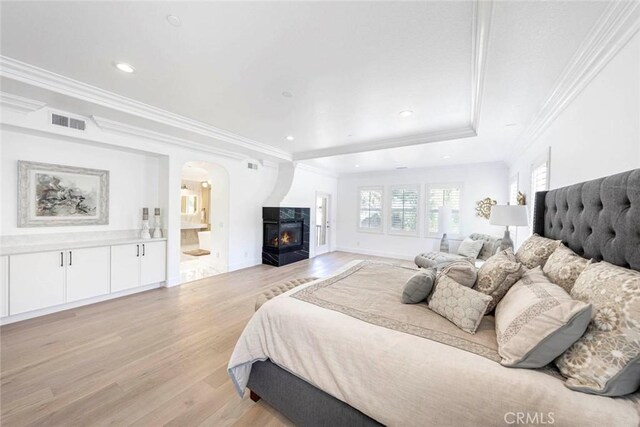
(0, 236, 167, 256)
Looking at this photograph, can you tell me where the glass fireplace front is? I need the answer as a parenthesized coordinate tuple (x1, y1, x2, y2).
(264, 220, 303, 250)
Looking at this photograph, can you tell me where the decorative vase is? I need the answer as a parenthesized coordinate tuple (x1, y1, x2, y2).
(141, 208, 151, 239)
(152, 209, 163, 239)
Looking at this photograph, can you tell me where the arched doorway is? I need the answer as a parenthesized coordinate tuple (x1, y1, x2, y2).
(179, 161, 230, 283)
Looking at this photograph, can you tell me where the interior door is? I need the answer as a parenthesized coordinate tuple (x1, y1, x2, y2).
(66, 246, 110, 302)
(315, 192, 331, 255)
(140, 241, 167, 286)
(9, 250, 65, 315)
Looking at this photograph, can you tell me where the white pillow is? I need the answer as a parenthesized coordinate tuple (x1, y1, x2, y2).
(457, 237, 484, 259)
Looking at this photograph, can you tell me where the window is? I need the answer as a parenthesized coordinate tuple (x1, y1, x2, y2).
(427, 184, 461, 236)
(530, 149, 551, 221)
(389, 186, 419, 234)
(509, 174, 519, 206)
(358, 187, 383, 232)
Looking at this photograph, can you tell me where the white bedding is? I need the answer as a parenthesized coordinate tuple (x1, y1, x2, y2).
(228, 260, 639, 426)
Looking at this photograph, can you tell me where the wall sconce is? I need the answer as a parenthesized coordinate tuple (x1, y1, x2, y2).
(201, 181, 209, 188)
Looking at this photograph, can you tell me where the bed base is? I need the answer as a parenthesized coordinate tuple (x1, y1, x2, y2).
(247, 360, 382, 426)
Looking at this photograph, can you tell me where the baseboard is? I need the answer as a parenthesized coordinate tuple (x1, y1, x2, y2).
(229, 257, 262, 272)
(334, 246, 416, 261)
(0, 282, 164, 325)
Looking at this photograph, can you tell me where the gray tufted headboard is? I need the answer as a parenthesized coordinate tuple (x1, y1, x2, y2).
(533, 169, 640, 272)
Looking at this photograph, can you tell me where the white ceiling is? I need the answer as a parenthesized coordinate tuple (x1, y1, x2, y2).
(0, 1, 610, 173)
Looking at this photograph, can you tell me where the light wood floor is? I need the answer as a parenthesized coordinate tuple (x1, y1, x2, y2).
(1, 251, 403, 426)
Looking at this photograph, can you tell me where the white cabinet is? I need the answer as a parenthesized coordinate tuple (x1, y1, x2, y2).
(66, 247, 110, 303)
(111, 241, 166, 292)
(141, 242, 166, 286)
(1, 256, 8, 317)
(10, 251, 66, 315)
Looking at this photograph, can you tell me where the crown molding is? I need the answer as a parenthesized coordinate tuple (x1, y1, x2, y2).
(508, 1, 640, 162)
(470, 0, 493, 133)
(295, 162, 339, 179)
(91, 115, 247, 160)
(0, 56, 291, 161)
(292, 126, 477, 161)
(0, 91, 46, 113)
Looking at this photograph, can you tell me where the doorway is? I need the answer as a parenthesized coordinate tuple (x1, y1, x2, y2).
(179, 161, 229, 283)
(315, 192, 331, 256)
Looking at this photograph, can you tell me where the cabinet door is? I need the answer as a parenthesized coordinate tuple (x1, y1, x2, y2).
(10, 251, 65, 315)
(140, 241, 166, 286)
(66, 247, 110, 303)
(110, 244, 141, 292)
(1, 256, 8, 317)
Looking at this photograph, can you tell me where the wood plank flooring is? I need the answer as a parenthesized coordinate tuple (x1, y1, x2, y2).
(1, 251, 405, 426)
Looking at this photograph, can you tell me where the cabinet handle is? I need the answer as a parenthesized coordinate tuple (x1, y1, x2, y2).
(69, 251, 73, 266)
(142, 244, 146, 257)
(60, 252, 64, 267)
(137, 244, 140, 257)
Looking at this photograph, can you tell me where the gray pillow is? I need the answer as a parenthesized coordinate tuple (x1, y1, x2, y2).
(436, 260, 477, 288)
(402, 268, 436, 304)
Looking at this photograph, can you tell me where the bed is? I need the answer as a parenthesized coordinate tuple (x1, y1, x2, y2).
(228, 168, 640, 426)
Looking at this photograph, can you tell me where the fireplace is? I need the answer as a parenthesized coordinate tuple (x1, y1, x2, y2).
(262, 207, 310, 267)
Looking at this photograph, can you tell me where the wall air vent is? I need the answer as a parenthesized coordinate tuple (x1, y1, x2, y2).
(51, 112, 86, 131)
(247, 162, 259, 170)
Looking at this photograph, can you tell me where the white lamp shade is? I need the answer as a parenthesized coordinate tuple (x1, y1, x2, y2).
(489, 205, 529, 226)
(438, 206, 453, 233)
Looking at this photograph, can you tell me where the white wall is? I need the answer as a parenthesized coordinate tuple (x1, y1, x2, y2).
(0, 130, 161, 236)
(509, 31, 640, 247)
(336, 162, 509, 260)
(281, 165, 339, 258)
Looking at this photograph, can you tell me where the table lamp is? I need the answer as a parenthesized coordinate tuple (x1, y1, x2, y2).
(489, 205, 529, 251)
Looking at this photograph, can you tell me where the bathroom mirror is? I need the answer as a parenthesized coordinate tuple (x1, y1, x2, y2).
(181, 195, 198, 214)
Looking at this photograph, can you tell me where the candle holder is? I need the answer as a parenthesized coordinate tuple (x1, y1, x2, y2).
(153, 208, 162, 238)
(141, 208, 151, 239)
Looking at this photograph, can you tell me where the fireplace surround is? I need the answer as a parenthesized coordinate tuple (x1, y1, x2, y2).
(262, 207, 310, 267)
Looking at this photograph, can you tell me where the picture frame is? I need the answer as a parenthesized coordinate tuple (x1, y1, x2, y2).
(17, 161, 109, 227)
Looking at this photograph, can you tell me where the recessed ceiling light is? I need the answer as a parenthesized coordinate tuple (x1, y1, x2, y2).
(282, 91, 293, 98)
(399, 110, 413, 117)
(286, 135, 295, 141)
(443, 155, 451, 159)
(355, 164, 360, 168)
(166, 15, 181, 27)
(115, 62, 135, 73)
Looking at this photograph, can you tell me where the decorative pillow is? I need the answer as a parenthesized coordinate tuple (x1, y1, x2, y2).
(475, 248, 526, 313)
(542, 243, 591, 293)
(515, 234, 561, 269)
(495, 267, 592, 368)
(555, 262, 640, 396)
(428, 275, 491, 334)
(402, 268, 437, 304)
(457, 237, 484, 259)
(436, 260, 477, 288)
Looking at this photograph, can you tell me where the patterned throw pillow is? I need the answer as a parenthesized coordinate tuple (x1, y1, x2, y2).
(542, 243, 590, 293)
(515, 234, 561, 269)
(555, 262, 640, 396)
(428, 275, 491, 334)
(495, 267, 592, 368)
(475, 248, 526, 313)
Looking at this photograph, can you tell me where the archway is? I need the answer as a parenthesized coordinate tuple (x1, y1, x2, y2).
(179, 161, 230, 283)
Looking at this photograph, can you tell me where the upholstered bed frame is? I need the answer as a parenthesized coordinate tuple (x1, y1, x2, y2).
(248, 168, 640, 426)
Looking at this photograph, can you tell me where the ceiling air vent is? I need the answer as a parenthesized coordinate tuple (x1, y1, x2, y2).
(51, 112, 86, 131)
(247, 162, 259, 170)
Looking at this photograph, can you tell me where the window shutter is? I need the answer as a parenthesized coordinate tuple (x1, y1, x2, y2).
(359, 188, 383, 230)
(390, 187, 418, 232)
(427, 185, 461, 235)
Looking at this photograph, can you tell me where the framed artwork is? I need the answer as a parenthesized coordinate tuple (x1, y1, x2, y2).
(475, 197, 496, 219)
(17, 161, 109, 227)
